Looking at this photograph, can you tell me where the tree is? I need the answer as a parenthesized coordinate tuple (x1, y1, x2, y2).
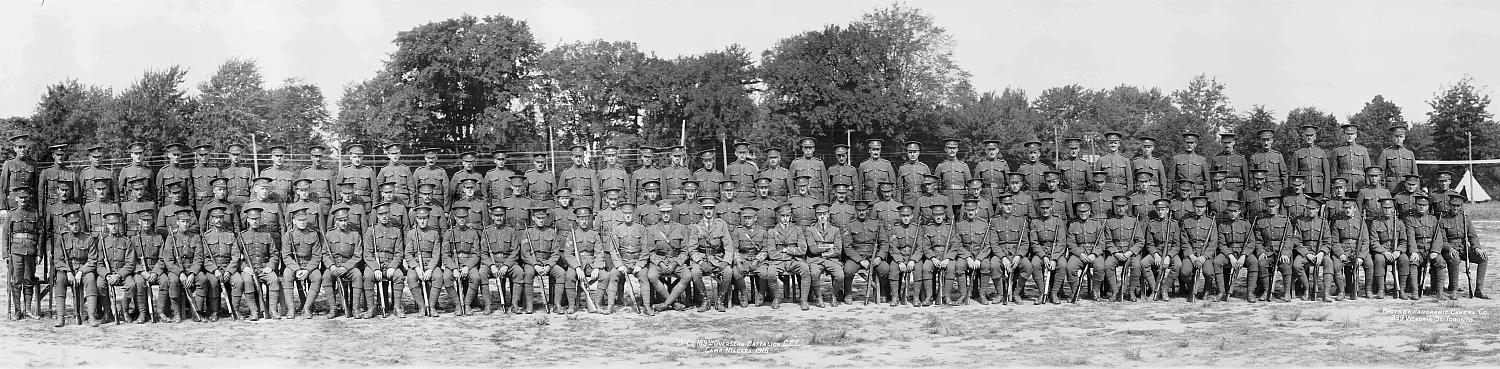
(98, 66, 196, 153)
(263, 78, 329, 151)
(1093, 85, 1176, 153)
(634, 45, 761, 150)
(193, 58, 270, 149)
(1428, 77, 1499, 185)
(1280, 107, 1341, 155)
(1232, 106, 1279, 153)
(1171, 74, 1234, 135)
(1347, 95, 1406, 149)
(762, 23, 904, 139)
(857, 2, 971, 108)
(26, 80, 117, 154)
(536, 40, 651, 148)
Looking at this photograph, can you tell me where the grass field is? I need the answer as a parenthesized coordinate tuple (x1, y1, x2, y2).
(2, 225, 1497, 368)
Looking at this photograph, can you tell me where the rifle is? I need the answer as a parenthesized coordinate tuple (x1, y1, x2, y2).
(1153, 231, 1172, 302)
(568, 231, 599, 312)
(134, 234, 156, 322)
(369, 230, 387, 316)
(526, 234, 550, 312)
(1264, 225, 1290, 302)
(234, 230, 268, 319)
(863, 237, 879, 306)
(1462, 214, 1474, 299)
(169, 232, 202, 322)
(98, 245, 124, 325)
(322, 231, 349, 317)
(611, 234, 641, 314)
(412, 229, 432, 316)
(52, 235, 82, 326)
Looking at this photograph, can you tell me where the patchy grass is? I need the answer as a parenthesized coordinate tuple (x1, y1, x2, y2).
(1464, 202, 1500, 221)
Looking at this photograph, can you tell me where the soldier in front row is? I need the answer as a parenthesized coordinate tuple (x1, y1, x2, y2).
(1440, 196, 1489, 299)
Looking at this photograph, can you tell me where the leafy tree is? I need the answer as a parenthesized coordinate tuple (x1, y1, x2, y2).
(192, 58, 270, 149)
(1347, 95, 1406, 148)
(1232, 105, 1279, 153)
(536, 39, 651, 148)
(263, 78, 329, 151)
(1428, 77, 1499, 184)
(98, 66, 196, 154)
(1171, 74, 1234, 135)
(26, 80, 116, 155)
(1093, 85, 1175, 153)
(857, 2, 971, 108)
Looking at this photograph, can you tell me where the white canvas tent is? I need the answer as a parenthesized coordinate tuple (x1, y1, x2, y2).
(1454, 170, 1492, 202)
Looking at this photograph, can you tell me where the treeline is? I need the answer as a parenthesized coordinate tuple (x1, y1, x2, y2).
(3, 4, 1496, 182)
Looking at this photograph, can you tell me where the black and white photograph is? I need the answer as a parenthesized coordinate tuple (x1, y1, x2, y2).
(1, 0, 1497, 367)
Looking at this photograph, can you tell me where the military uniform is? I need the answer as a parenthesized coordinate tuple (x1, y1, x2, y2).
(1404, 204, 1446, 299)
(1169, 140, 1209, 195)
(1438, 199, 1489, 299)
(79, 147, 115, 203)
(631, 149, 664, 205)
(279, 217, 325, 318)
(361, 207, 406, 317)
(1294, 208, 1332, 301)
(934, 141, 970, 205)
(376, 145, 415, 200)
(661, 148, 693, 203)
(1210, 135, 1248, 191)
(1331, 126, 1373, 188)
(826, 147, 859, 202)
(688, 201, 734, 311)
(404, 210, 446, 316)
(444, 209, 484, 315)
(1028, 205, 1067, 304)
(1178, 206, 1217, 302)
(483, 154, 518, 203)
(198, 210, 239, 320)
(1366, 202, 1408, 299)
(560, 148, 601, 208)
(413, 152, 451, 203)
(260, 146, 297, 203)
(93, 215, 141, 324)
(221, 149, 255, 206)
(918, 211, 957, 306)
(1140, 202, 1178, 300)
(1330, 205, 1369, 299)
(49, 211, 97, 326)
(6, 190, 42, 318)
(759, 211, 805, 308)
(1102, 200, 1142, 301)
(1212, 206, 1253, 302)
(298, 149, 337, 204)
(1249, 146, 1288, 191)
(986, 204, 1030, 304)
(759, 152, 791, 202)
(1093, 134, 1131, 189)
(1061, 205, 1108, 302)
(896, 147, 931, 203)
(235, 209, 282, 319)
(479, 210, 524, 314)
(0, 137, 39, 209)
(1293, 141, 1332, 196)
(840, 203, 882, 303)
(884, 211, 923, 306)
(729, 209, 766, 306)
(789, 143, 829, 201)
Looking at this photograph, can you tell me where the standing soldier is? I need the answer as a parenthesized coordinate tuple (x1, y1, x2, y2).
(935, 138, 971, 206)
(1103, 195, 1141, 301)
(483, 151, 516, 204)
(726, 143, 759, 201)
(50, 210, 94, 326)
(661, 146, 693, 203)
(236, 207, 283, 319)
(377, 144, 413, 202)
(444, 206, 481, 315)
(1170, 133, 1209, 196)
(696, 149, 725, 202)
(1178, 196, 1217, 302)
(1438, 196, 1488, 299)
(157, 181, 192, 231)
(409, 183, 449, 229)
(1213, 200, 1253, 302)
(94, 211, 139, 324)
(826, 144, 858, 202)
(413, 148, 450, 204)
(1094, 132, 1131, 191)
(1141, 199, 1178, 301)
(787, 176, 818, 226)
(480, 204, 522, 314)
(155, 143, 193, 205)
(189, 144, 220, 207)
(329, 182, 368, 230)
(1367, 197, 1407, 299)
(405, 206, 446, 316)
(1018, 141, 1050, 192)
(987, 195, 1030, 304)
(449, 152, 484, 204)
(362, 202, 405, 317)
(841, 200, 881, 304)
(672, 182, 703, 224)
(1250, 129, 1287, 191)
(197, 206, 235, 321)
(1132, 137, 1167, 196)
(871, 182, 903, 226)
(560, 145, 600, 209)
(80, 145, 115, 204)
(119, 178, 157, 234)
(335, 144, 376, 204)
(1282, 176, 1313, 219)
(717, 181, 746, 226)
(1292, 126, 1331, 196)
(631, 146, 663, 205)
(953, 200, 988, 304)
(40, 143, 78, 212)
(597, 147, 632, 206)
(914, 175, 950, 223)
(790, 138, 829, 201)
(526, 153, 556, 202)
(450, 179, 486, 227)
(974, 140, 1009, 206)
(1212, 133, 1249, 192)
(117, 142, 154, 203)
(1168, 180, 1198, 220)
(596, 188, 629, 235)
(222, 144, 255, 206)
(197, 179, 238, 229)
(1206, 171, 1242, 218)
(1331, 124, 1373, 189)
(285, 179, 326, 232)
(1056, 138, 1089, 197)
(280, 210, 323, 318)
(298, 146, 336, 205)
(260, 146, 296, 203)
(1365, 169, 1398, 214)
(497, 176, 528, 229)
(758, 148, 791, 203)
(5, 187, 41, 318)
(1084, 171, 1123, 219)
(857, 139, 895, 202)
(897, 141, 931, 204)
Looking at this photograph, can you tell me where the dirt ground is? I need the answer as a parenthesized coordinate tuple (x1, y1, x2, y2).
(3, 226, 1499, 368)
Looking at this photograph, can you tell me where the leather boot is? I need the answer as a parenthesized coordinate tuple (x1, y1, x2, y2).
(1245, 272, 1259, 303)
(767, 277, 782, 309)
(453, 286, 468, 316)
(1477, 263, 1491, 299)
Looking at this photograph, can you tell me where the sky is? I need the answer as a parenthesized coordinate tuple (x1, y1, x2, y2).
(2, 0, 1497, 123)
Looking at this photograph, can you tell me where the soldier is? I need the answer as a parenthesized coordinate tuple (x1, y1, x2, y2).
(897, 141, 931, 204)
(1294, 197, 1332, 301)
(1332, 124, 1372, 189)
(565, 206, 607, 313)
(827, 144, 859, 201)
(483, 151, 516, 203)
(1083, 171, 1122, 219)
(362, 202, 406, 317)
(673, 181, 704, 224)
(726, 142, 760, 200)
(644, 202, 692, 311)
(857, 139, 895, 202)
(1168, 179, 1198, 220)
(1439, 196, 1487, 299)
(1254, 196, 1297, 301)
(49, 209, 94, 326)
(607, 202, 653, 315)
(1132, 137, 1167, 196)
(409, 183, 449, 230)
(1094, 132, 1131, 190)
(1029, 199, 1067, 304)
(1170, 133, 1209, 196)
(93, 211, 139, 324)
(1242, 170, 1278, 221)
(632, 146, 663, 205)
(119, 178, 156, 234)
(239, 178, 283, 232)
(498, 176, 530, 229)
(222, 144, 255, 206)
(40, 143, 78, 212)
(1331, 200, 1369, 300)
(1141, 199, 1178, 301)
(1213, 200, 1253, 302)
(1250, 129, 1288, 191)
(79, 145, 115, 204)
(280, 209, 323, 318)
(1401, 196, 1444, 300)
(729, 206, 765, 308)
(759, 147, 791, 202)
(377, 144, 414, 201)
(335, 144, 376, 204)
(198, 206, 237, 321)
(1102, 195, 1141, 301)
(117, 142, 154, 203)
(480, 204, 522, 314)
(1428, 171, 1459, 215)
(1212, 133, 1249, 192)
(526, 153, 557, 202)
(661, 146, 693, 203)
(1206, 171, 1242, 218)
(790, 138, 829, 201)
(1367, 197, 1407, 299)
(128, 209, 168, 322)
(1057, 138, 1088, 197)
(1292, 126, 1331, 195)
(986, 195, 1030, 304)
(413, 148, 449, 203)
(919, 204, 957, 306)
(759, 204, 803, 309)
(828, 184, 857, 229)
(236, 207, 283, 319)
(451, 179, 487, 227)
(5, 186, 42, 318)
(915, 175, 950, 223)
(841, 200, 881, 304)
(718, 181, 746, 226)
(1128, 172, 1162, 218)
(974, 140, 1009, 205)
(444, 206, 482, 315)
(1061, 202, 1108, 302)
(404, 206, 446, 316)
(285, 179, 328, 232)
(787, 176, 818, 226)
(1325, 179, 1360, 220)
(1018, 140, 1050, 192)
(800, 203, 844, 308)
(46, 178, 84, 243)
(449, 152, 484, 204)
(298, 146, 337, 204)
(197, 178, 238, 229)
(885, 205, 923, 306)
(1282, 176, 1313, 219)
(260, 146, 296, 203)
(330, 182, 368, 231)
(189, 144, 220, 206)
(953, 199, 989, 304)
(935, 138, 971, 206)
(597, 146, 631, 206)
(1177, 196, 1218, 302)
(746, 178, 779, 229)
(695, 150, 725, 202)
(1392, 174, 1423, 217)
(1359, 167, 1392, 213)
(635, 181, 665, 220)
(871, 182, 904, 226)
(596, 188, 629, 234)
(549, 188, 579, 231)
(561, 145, 600, 208)
(159, 208, 200, 322)
(1004, 173, 1036, 219)
(1035, 171, 1073, 220)
(688, 198, 733, 311)
(325, 206, 367, 317)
